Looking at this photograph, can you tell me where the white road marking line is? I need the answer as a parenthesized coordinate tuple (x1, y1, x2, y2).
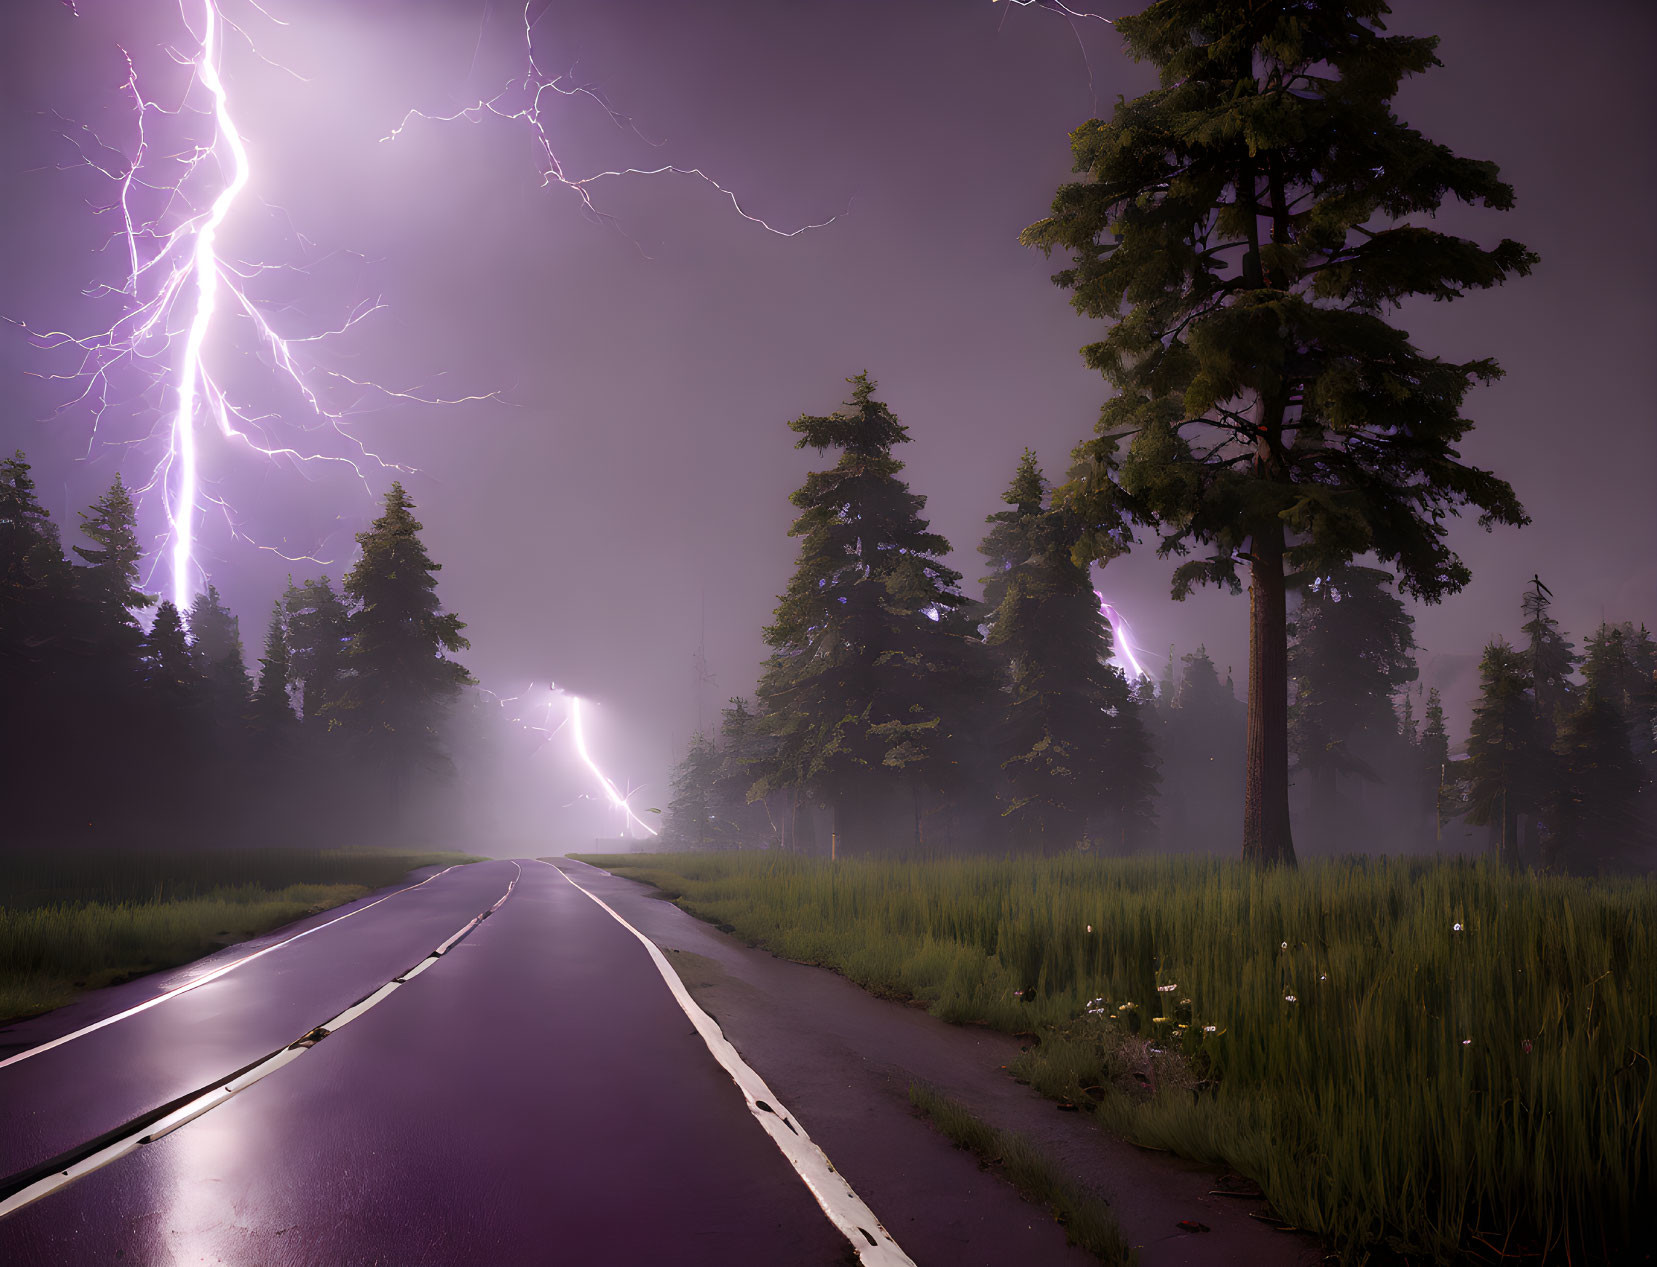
(0, 864, 522, 1222)
(541, 859, 916, 1267)
(0, 861, 485, 1070)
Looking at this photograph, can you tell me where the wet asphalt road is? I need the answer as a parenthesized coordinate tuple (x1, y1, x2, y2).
(0, 859, 851, 1265)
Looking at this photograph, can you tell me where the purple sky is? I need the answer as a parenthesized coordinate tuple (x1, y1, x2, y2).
(2, 1, 1654, 832)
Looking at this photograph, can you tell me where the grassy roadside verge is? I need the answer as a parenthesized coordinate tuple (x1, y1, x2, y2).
(576, 852, 1656, 1264)
(909, 1080, 1135, 1265)
(1, 849, 481, 1023)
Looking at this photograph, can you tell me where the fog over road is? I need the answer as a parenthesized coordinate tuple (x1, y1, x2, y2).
(0, 859, 864, 1264)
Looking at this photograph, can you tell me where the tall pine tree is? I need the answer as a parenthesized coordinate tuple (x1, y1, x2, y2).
(187, 583, 251, 720)
(1545, 687, 1643, 874)
(979, 451, 1156, 852)
(664, 732, 724, 850)
(1023, 2, 1534, 864)
(1288, 565, 1417, 837)
(1582, 622, 1657, 777)
(249, 600, 298, 734)
(756, 374, 987, 853)
(339, 484, 471, 800)
(1520, 576, 1575, 735)
(74, 475, 153, 656)
(1463, 640, 1545, 868)
(284, 576, 352, 725)
(0, 450, 74, 662)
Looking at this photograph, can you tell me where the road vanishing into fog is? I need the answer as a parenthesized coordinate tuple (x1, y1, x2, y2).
(0, 859, 879, 1265)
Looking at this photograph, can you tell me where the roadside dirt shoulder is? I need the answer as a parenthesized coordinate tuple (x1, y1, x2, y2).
(550, 858, 1321, 1267)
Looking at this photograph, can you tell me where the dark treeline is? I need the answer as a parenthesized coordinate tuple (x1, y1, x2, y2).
(661, 381, 1655, 872)
(1, 454, 478, 847)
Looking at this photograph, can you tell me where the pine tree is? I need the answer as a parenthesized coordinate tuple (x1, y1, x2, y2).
(980, 451, 1156, 852)
(339, 483, 471, 788)
(249, 601, 297, 733)
(1545, 687, 1643, 873)
(978, 449, 1048, 620)
(284, 575, 352, 724)
(0, 451, 75, 664)
(73, 475, 153, 651)
(1288, 565, 1417, 834)
(142, 600, 199, 700)
(1023, 3, 1534, 864)
(187, 583, 251, 718)
(1161, 647, 1246, 850)
(1463, 640, 1544, 868)
(714, 697, 783, 849)
(1520, 576, 1575, 734)
(1420, 686, 1450, 834)
(756, 374, 987, 852)
(665, 732, 724, 850)
(1582, 622, 1657, 776)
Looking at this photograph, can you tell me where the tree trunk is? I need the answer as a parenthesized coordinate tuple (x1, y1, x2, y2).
(1243, 525, 1297, 866)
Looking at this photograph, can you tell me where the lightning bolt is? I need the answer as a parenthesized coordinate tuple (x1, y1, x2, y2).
(26, 0, 836, 611)
(1096, 592, 1149, 682)
(22, 0, 495, 611)
(481, 683, 658, 839)
(994, 0, 1113, 21)
(567, 693, 659, 838)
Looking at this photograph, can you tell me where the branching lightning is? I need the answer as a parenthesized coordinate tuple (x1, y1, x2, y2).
(1097, 592, 1149, 682)
(483, 683, 658, 838)
(381, 1, 840, 248)
(567, 694, 659, 838)
(24, 0, 499, 610)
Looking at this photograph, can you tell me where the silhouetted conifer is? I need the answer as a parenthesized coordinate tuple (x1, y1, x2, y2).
(756, 374, 989, 852)
(1024, 2, 1534, 863)
(979, 451, 1156, 852)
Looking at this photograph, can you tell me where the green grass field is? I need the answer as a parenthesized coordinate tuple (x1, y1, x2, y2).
(578, 851, 1655, 1265)
(0, 848, 481, 1022)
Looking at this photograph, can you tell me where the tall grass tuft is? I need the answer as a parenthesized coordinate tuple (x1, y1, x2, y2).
(582, 852, 1656, 1264)
(0, 848, 480, 1022)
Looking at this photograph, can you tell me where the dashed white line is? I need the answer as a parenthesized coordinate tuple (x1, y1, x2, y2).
(0, 863, 522, 1221)
(0, 861, 483, 1070)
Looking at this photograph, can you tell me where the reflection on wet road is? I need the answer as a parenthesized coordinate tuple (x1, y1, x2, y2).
(0, 858, 876, 1265)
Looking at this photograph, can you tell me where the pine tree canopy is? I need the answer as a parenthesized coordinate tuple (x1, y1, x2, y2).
(74, 476, 153, 632)
(251, 600, 297, 730)
(1520, 576, 1575, 730)
(1464, 638, 1545, 865)
(1289, 564, 1416, 781)
(1023, 0, 1534, 597)
(758, 374, 983, 822)
(284, 575, 351, 723)
(980, 450, 1156, 849)
(1547, 687, 1643, 872)
(143, 600, 198, 698)
(341, 483, 471, 750)
(1, 451, 73, 654)
(1023, 0, 1534, 864)
(665, 732, 724, 849)
(979, 447, 1050, 617)
(1582, 622, 1657, 772)
(188, 583, 252, 710)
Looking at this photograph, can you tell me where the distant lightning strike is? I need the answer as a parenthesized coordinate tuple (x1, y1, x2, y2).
(568, 694, 659, 838)
(484, 684, 658, 838)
